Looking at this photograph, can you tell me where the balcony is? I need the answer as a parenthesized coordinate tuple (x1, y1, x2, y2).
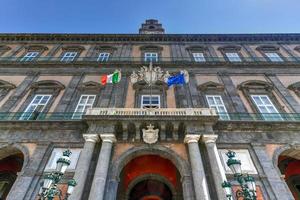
(0, 110, 298, 122)
(0, 56, 300, 66)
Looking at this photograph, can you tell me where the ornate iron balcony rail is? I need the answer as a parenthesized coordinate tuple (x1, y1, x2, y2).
(0, 56, 300, 65)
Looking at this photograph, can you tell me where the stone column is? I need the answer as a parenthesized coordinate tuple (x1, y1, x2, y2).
(252, 143, 294, 200)
(202, 134, 227, 200)
(88, 134, 116, 200)
(69, 134, 99, 200)
(184, 134, 211, 200)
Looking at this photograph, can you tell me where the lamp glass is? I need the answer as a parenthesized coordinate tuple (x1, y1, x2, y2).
(229, 162, 242, 174)
(56, 155, 71, 174)
(43, 176, 53, 189)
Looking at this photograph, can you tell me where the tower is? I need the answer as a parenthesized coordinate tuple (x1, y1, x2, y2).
(139, 19, 165, 34)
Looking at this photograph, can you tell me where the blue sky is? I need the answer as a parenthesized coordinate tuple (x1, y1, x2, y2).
(0, 0, 299, 34)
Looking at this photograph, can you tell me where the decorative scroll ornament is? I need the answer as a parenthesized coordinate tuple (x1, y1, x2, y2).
(130, 62, 169, 86)
(142, 124, 159, 144)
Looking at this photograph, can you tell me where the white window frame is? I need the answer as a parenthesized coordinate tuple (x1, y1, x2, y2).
(251, 95, 283, 121)
(265, 52, 283, 62)
(72, 95, 96, 119)
(219, 149, 257, 174)
(19, 95, 52, 120)
(192, 52, 206, 62)
(20, 51, 39, 62)
(61, 52, 78, 62)
(141, 95, 160, 108)
(45, 148, 81, 171)
(225, 52, 242, 62)
(97, 52, 110, 62)
(144, 52, 158, 62)
(206, 95, 230, 120)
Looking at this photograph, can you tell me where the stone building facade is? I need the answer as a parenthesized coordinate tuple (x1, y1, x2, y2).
(0, 19, 299, 200)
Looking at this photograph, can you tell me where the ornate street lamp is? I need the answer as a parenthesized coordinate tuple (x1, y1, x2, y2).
(222, 150, 257, 200)
(38, 149, 77, 200)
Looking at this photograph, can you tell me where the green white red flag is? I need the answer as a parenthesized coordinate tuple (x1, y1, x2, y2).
(101, 70, 121, 85)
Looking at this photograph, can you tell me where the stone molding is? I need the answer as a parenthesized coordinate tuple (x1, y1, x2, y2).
(184, 134, 201, 144)
(83, 134, 100, 143)
(100, 134, 116, 143)
(201, 134, 218, 143)
(1, 33, 300, 43)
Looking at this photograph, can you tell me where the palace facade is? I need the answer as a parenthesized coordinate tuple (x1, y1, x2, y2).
(0, 19, 300, 200)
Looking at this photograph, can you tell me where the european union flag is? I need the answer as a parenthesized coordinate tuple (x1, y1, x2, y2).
(167, 72, 186, 87)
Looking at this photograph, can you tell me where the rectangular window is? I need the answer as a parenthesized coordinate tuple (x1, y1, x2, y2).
(225, 52, 242, 62)
(72, 95, 96, 119)
(144, 52, 158, 62)
(265, 52, 283, 62)
(192, 53, 206, 62)
(20, 95, 52, 120)
(20, 52, 39, 62)
(45, 148, 81, 171)
(97, 52, 110, 62)
(141, 95, 160, 108)
(251, 95, 282, 121)
(61, 52, 77, 62)
(206, 95, 229, 120)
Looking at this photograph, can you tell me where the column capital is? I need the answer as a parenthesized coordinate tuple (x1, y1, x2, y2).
(202, 134, 218, 144)
(184, 134, 201, 144)
(100, 134, 117, 143)
(83, 134, 100, 143)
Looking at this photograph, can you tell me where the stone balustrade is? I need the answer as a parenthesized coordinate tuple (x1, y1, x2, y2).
(85, 107, 217, 117)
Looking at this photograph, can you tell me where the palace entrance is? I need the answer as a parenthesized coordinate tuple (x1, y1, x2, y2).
(278, 148, 300, 200)
(117, 155, 183, 200)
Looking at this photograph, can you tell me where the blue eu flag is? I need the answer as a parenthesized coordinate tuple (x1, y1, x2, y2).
(167, 73, 186, 87)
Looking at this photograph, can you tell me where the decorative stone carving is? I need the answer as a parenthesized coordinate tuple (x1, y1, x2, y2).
(131, 62, 169, 86)
(83, 134, 100, 143)
(100, 134, 116, 143)
(184, 134, 201, 144)
(142, 124, 159, 144)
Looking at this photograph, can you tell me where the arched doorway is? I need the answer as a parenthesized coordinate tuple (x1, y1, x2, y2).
(117, 155, 183, 200)
(277, 148, 300, 200)
(129, 179, 172, 200)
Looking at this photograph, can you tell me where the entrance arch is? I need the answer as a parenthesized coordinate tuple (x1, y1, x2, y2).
(108, 145, 194, 200)
(0, 145, 24, 199)
(275, 146, 300, 200)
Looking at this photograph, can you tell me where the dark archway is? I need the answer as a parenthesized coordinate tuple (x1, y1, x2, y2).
(117, 155, 181, 200)
(0, 146, 24, 199)
(277, 148, 300, 200)
(129, 179, 172, 200)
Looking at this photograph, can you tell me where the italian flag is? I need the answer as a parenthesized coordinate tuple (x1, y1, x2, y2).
(101, 70, 121, 85)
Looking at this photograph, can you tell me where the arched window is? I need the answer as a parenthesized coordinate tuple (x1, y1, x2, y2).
(186, 46, 209, 62)
(18, 80, 65, 120)
(20, 45, 48, 62)
(133, 80, 167, 109)
(93, 46, 117, 62)
(218, 45, 243, 62)
(238, 80, 284, 120)
(71, 81, 104, 119)
(60, 45, 85, 62)
(256, 45, 284, 62)
(198, 81, 230, 120)
(140, 45, 163, 63)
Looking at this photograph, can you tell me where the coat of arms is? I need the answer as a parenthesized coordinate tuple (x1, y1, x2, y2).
(142, 124, 159, 144)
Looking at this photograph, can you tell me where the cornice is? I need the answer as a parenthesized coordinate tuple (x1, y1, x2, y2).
(0, 33, 300, 43)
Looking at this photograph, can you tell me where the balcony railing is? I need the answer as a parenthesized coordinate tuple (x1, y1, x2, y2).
(85, 107, 217, 116)
(0, 56, 300, 65)
(0, 111, 298, 122)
